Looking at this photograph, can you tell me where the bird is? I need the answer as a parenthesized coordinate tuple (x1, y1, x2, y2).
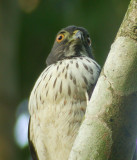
(28, 25, 101, 160)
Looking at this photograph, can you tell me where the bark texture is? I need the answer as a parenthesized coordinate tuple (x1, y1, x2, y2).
(69, 0, 137, 160)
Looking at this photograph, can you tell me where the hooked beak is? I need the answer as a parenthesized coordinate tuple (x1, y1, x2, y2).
(73, 30, 82, 40)
(68, 30, 83, 43)
(73, 30, 83, 40)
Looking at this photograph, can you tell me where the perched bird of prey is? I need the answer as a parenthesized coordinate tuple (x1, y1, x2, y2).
(28, 25, 101, 160)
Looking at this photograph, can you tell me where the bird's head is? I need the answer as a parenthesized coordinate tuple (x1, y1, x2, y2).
(46, 25, 94, 65)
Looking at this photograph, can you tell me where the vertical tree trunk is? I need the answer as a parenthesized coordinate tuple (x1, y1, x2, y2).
(0, 0, 20, 159)
(69, 0, 137, 159)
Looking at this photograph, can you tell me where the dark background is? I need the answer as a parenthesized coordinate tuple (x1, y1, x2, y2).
(0, 0, 130, 159)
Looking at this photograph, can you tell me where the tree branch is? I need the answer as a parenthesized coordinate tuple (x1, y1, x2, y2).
(69, 0, 137, 159)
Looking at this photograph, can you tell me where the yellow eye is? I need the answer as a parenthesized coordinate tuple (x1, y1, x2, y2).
(87, 37, 91, 46)
(56, 34, 65, 43)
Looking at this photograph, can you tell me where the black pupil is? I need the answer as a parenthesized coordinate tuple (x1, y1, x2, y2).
(58, 35, 62, 40)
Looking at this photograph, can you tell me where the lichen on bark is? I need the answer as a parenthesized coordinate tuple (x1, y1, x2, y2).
(116, 0, 137, 41)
